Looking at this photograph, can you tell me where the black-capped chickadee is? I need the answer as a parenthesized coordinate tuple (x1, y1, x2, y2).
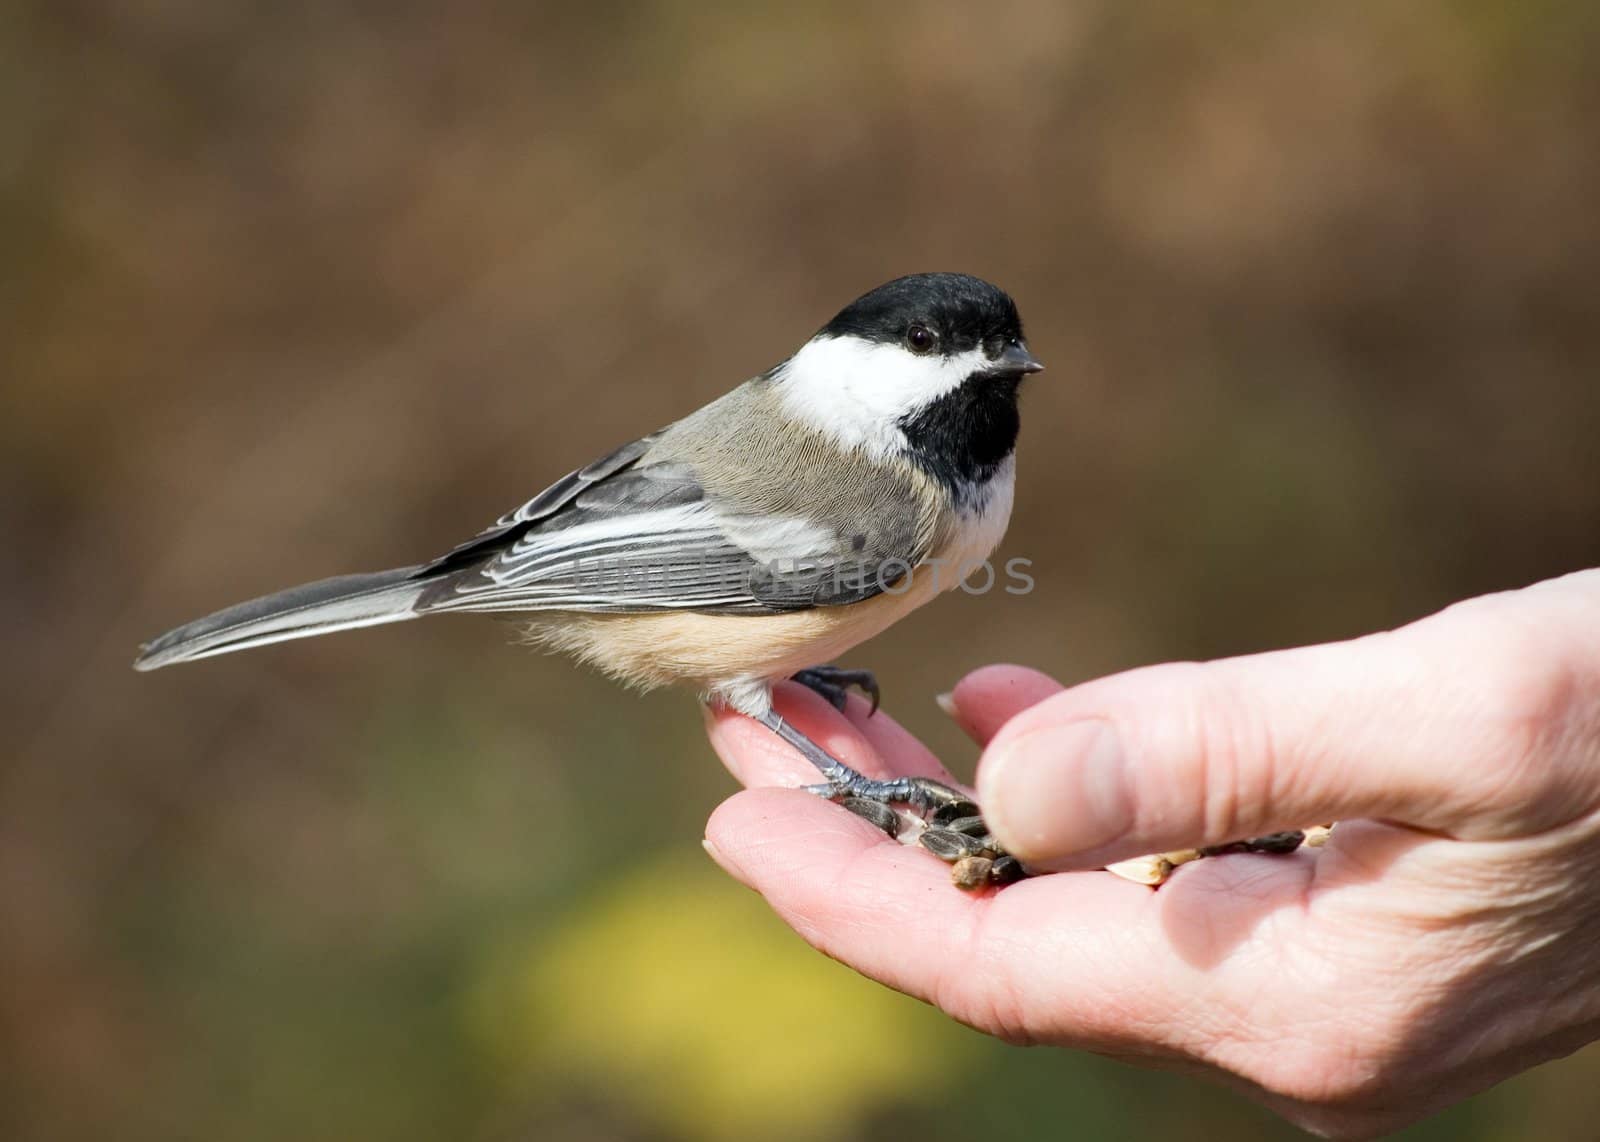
(136, 273, 1044, 874)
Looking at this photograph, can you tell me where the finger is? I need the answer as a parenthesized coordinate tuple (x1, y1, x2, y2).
(944, 664, 1064, 746)
(703, 787, 1171, 1048)
(975, 590, 1598, 870)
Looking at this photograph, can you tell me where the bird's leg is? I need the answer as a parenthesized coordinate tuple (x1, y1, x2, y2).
(752, 708, 1031, 890)
(753, 708, 965, 812)
(791, 665, 881, 715)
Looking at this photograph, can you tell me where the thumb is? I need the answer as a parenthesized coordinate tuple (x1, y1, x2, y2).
(975, 596, 1596, 871)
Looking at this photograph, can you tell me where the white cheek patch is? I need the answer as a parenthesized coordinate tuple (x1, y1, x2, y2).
(773, 335, 990, 456)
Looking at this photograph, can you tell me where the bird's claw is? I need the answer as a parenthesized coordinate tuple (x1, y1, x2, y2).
(792, 666, 881, 716)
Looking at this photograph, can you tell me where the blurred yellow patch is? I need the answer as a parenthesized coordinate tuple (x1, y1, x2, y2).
(467, 853, 969, 1139)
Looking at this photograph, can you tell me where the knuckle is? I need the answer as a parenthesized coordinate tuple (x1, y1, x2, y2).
(1108, 659, 1286, 843)
(1175, 663, 1276, 839)
(1107, 662, 1239, 836)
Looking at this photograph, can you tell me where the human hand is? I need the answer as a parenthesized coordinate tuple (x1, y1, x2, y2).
(702, 570, 1600, 1138)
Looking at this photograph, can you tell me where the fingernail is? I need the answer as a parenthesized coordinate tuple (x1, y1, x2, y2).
(934, 691, 959, 719)
(701, 837, 751, 888)
(980, 718, 1132, 862)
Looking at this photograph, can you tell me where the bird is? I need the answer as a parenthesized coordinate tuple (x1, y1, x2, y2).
(135, 272, 1043, 871)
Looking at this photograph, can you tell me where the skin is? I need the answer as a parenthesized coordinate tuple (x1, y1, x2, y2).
(702, 569, 1600, 1139)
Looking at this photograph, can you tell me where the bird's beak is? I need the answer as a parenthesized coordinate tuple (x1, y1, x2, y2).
(996, 341, 1045, 376)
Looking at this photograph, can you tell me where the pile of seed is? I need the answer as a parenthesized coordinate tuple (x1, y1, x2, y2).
(1105, 825, 1333, 885)
(843, 795, 1333, 891)
(842, 795, 1028, 889)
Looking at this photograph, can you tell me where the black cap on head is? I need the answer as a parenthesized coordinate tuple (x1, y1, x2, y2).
(819, 272, 1025, 357)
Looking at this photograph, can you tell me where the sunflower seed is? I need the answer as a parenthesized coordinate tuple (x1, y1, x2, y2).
(989, 855, 1026, 886)
(839, 797, 900, 838)
(919, 827, 984, 861)
(930, 799, 982, 826)
(944, 815, 989, 837)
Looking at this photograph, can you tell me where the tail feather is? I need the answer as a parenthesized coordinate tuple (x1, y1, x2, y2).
(134, 566, 429, 671)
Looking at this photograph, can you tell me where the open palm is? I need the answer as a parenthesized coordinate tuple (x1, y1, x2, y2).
(703, 572, 1600, 1139)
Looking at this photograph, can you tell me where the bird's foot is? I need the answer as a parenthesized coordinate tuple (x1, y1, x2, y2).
(807, 775, 1029, 890)
(801, 772, 967, 813)
(757, 703, 1028, 890)
(792, 665, 881, 715)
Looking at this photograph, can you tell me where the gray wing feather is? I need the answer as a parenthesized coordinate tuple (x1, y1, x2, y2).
(417, 433, 664, 575)
(415, 386, 937, 615)
(416, 459, 912, 615)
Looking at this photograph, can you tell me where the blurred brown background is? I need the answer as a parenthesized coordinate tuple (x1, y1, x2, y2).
(6, 2, 1600, 1139)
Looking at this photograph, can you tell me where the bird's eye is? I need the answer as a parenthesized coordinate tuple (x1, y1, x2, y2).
(906, 324, 937, 354)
